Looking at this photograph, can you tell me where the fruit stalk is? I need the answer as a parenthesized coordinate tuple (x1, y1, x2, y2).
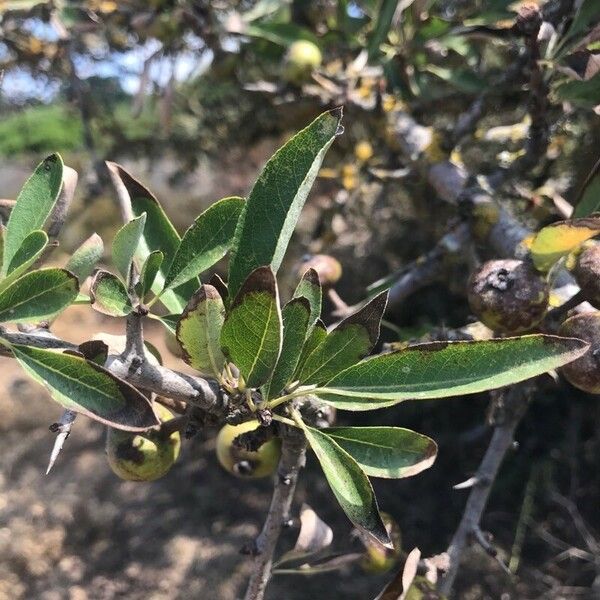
(244, 425, 307, 600)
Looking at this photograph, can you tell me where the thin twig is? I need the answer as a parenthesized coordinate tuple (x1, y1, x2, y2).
(244, 425, 307, 600)
(439, 383, 534, 596)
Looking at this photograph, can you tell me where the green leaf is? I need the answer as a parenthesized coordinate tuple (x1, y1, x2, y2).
(322, 427, 437, 479)
(4, 343, 159, 431)
(65, 233, 104, 282)
(176, 284, 226, 377)
(573, 158, 600, 218)
(553, 73, 600, 108)
(163, 196, 244, 292)
(0, 268, 78, 323)
(293, 267, 322, 331)
(299, 291, 388, 385)
(90, 270, 132, 317)
(293, 319, 327, 379)
(3, 153, 63, 274)
(228, 109, 343, 298)
(529, 215, 600, 272)
(105, 162, 198, 313)
(315, 335, 589, 410)
(243, 21, 320, 47)
(220, 266, 282, 387)
(368, 0, 405, 59)
(301, 424, 392, 549)
(263, 297, 311, 399)
(112, 213, 147, 282)
(137, 250, 163, 300)
(2, 230, 48, 286)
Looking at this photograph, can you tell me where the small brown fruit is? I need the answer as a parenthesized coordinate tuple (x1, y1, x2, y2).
(106, 403, 181, 481)
(467, 259, 549, 333)
(572, 243, 600, 308)
(297, 254, 342, 287)
(216, 421, 281, 478)
(559, 312, 600, 394)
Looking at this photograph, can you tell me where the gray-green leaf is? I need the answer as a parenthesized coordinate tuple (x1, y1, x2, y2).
(112, 213, 147, 281)
(105, 162, 198, 313)
(293, 267, 322, 331)
(176, 284, 226, 377)
(228, 108, 343, 298)
(220, 266, 282, 387)
(90, 270, 132, 317)
(3, 153, 63, 274)
(322, 427, 437, 479)
(65, 233, 104, 282)
(137, 250, 163, 300)
(293, 319, 327, 380)
(0, 268, 78, 323)
(263, 297, 311, 399)
(301, 424, 392, 549)
(299, 291, 388, 385)
(4, 343, 159, 431)
(2, 230, 48, 287)
(315, 335, 589, 410)
(163, 196, 244, 292)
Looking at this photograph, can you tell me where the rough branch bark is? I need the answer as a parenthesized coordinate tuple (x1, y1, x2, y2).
(244, 425, 307, 600)
(439, 383, 534, 596)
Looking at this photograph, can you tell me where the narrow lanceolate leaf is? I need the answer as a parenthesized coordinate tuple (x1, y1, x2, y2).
(529, 215, 600, 272)
(3, 153, 63, 274)
(137, 250, 163, 300)
(177, 284, 226, 377)
(163, 196, 245, 292)
(5, 343, 159, 431)
(105, 162, 197, 313)
(293, 319, 327, 380)
(315, 335, 590, 411)
(228, 108, 343, 298)
(112, 213, 147, 281)
(263, 297, 311, 399)
(301, 424, 392, 549)
(300, 291, 388, 385)
(322, 427, 437, 479)
(293, 267, 322, 331)
(151, 313, 179, 335)
(90, 271, 132, 317)
(220, 266, 282, 388)
(0, 268, 78, 323)
(65, 233, 104, 282)
(2, 230, 48, 287)
(573, 158, 600, 218)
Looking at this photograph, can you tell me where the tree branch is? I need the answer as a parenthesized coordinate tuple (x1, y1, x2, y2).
(244, 425, 307, 600)
(0, 328, 226, 416)
(439, 382, 534, 596)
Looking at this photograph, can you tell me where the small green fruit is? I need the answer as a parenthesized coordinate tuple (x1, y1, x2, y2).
(467, 259, 549, 333)
(297, 254, 342, 287)
(106, 403, 181, 481)
(559, 312, 600, 394)
(216, 421, 281, 478)
(283, 40, 322, 84)
(572, 242, 600, 309)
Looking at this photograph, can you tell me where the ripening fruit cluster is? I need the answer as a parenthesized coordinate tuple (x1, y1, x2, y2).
(468, 248, 600, 395)
(107, 402, 281, 482)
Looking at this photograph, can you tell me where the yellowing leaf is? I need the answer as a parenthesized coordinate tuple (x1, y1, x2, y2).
(530, 215, 600, 271)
